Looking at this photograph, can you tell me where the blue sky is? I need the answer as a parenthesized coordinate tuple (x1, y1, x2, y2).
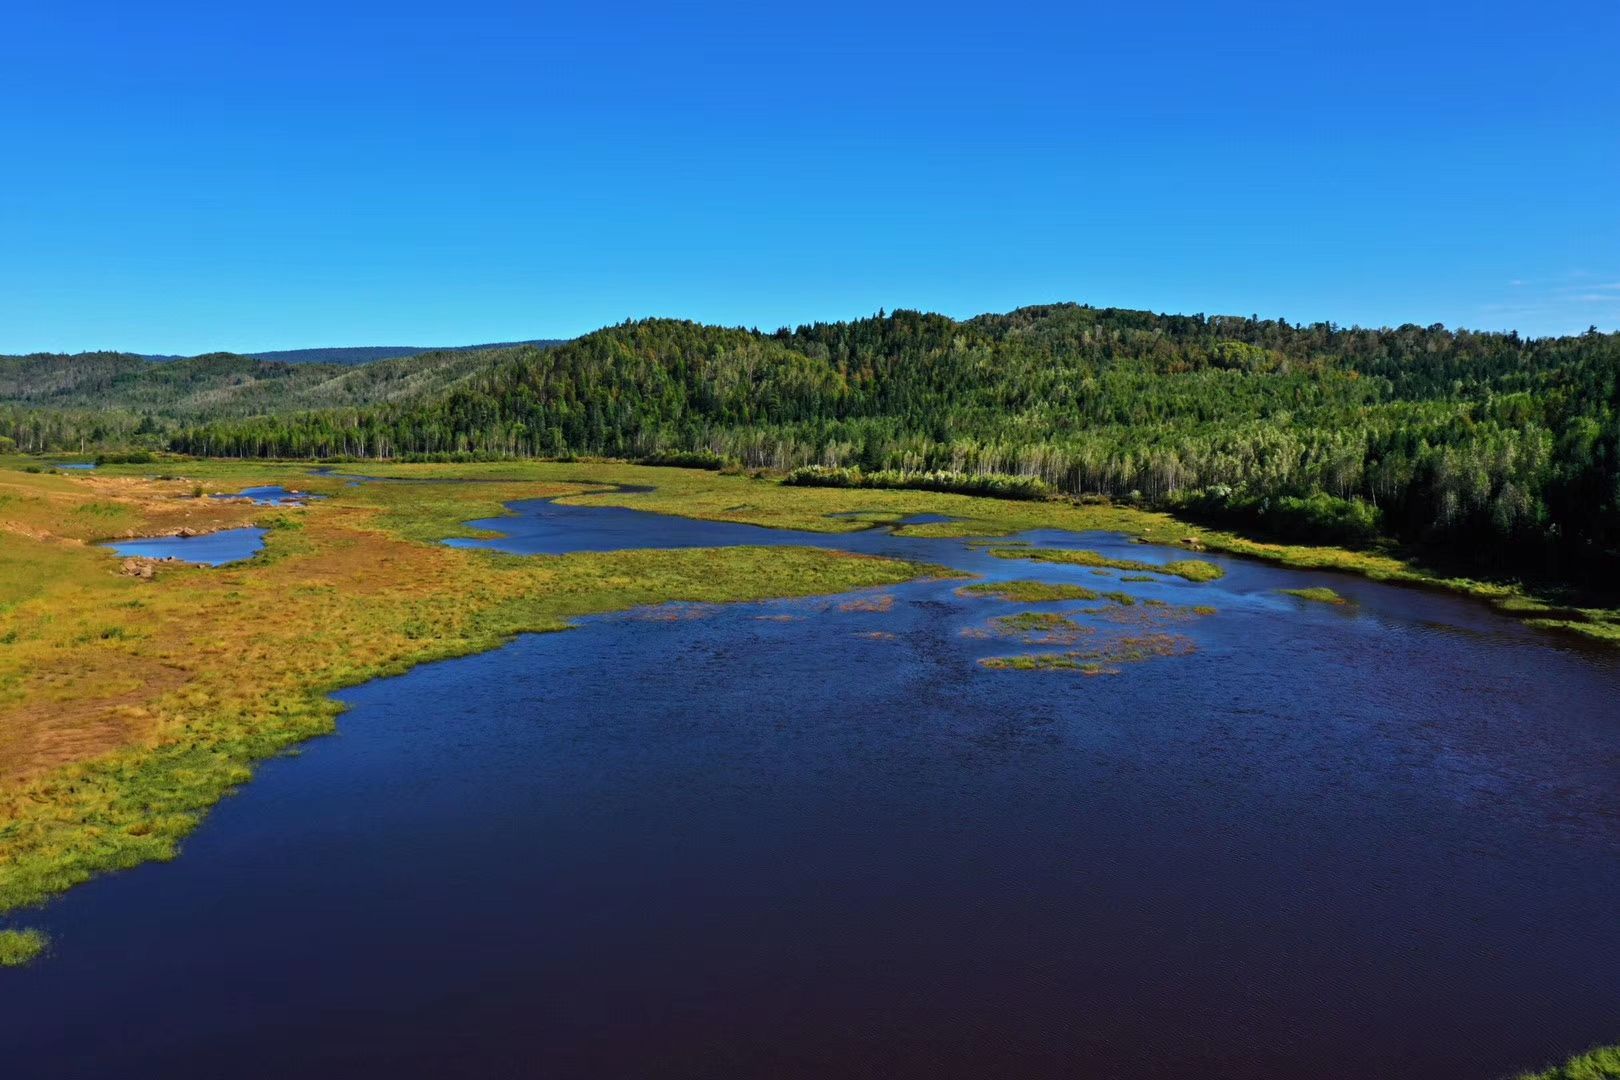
(3, 1, 1616, 353)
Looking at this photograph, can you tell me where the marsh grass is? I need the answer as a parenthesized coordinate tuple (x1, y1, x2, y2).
(1281, 587, 1350, 605)
(956, 581, 1100, 603)
(984, 611, 1091, 646)
(0, 927, 46, 966)
(0, 462, 940, 944)
(987, 546, 1225, 582)
(980, 632, 1196, 674)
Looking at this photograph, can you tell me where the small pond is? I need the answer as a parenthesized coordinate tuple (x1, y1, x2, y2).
(101, 527, 268, 566)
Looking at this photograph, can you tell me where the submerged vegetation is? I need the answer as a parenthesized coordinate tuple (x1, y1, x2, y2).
(980, 632, 1197, 674)
(957, 580, 1100, 603)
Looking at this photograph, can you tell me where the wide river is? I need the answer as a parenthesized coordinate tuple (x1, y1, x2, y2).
(8, 490, 1620, 1078)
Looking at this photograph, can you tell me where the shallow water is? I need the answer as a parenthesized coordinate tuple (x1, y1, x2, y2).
(209, 485, 319, 506)
(12, 493, 1620, 1079)
(102, 526, 267, 566)
(54, 461, 96, 470)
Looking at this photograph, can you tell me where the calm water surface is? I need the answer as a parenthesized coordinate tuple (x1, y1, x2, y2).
(101, 526, 267, 566)
(210, 484, 320, 506)
(11, 491, 1620, 1079)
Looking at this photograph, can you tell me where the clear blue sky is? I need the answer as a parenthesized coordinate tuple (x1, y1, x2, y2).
(3, 0, 1616, 354)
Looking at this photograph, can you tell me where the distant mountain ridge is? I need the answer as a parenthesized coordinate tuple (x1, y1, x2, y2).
(139, 340, 566, 366)
(0, 340, 566, 418)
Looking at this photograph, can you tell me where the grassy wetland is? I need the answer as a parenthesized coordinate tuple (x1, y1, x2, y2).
(5, 453, 1620, 941)
(3, 454, 1620, 1079)
(0, 458, 945, 942)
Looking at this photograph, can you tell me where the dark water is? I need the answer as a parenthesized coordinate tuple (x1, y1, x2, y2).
(11, 494, 1620, 1079)
(101, 526, 268, 566)
(210, 484, 320, 506)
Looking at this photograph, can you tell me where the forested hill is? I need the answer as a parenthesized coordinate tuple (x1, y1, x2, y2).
(134, 340, 565, 365)
(6, 304, 1618, 580)
(224, 339, 564, 365)
(0, 342, 563, 419)
(164, 306, 1620, 579)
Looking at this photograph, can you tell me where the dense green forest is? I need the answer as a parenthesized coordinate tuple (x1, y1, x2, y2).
(5, 305, 1618, 584)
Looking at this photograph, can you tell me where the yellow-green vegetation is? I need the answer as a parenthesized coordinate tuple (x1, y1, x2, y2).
(957, 580, 1100, 603)
(1515, 1044, 1620, 1080)
(1280, 587, 1350, 605)
(0, 926, 46, 966)
(980, 632, 1196, 674)
(986, 545, 1226, 583)
(993, 612, 1082, 632)
(198, 459, 1615, 648)
(986, 612, 1090, 646)
(0, 459, 946, 940)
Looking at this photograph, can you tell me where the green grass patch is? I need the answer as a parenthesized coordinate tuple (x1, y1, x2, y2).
(1280, 587, 1349, 605)
(1163, 559, 1225, 582)
(992, 612, 1081, 633)
(0, 928, 46, 966)
(956, 580, 1099, 603)
(987, 546, 1224, 582)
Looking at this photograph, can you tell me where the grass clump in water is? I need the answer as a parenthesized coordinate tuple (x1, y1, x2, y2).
(0, 928, 46, 966)
(980, 632, 1196, 673)
(1163, 559, 1225, 582)
(1281, 587, 1349, 605)
(957, 580, 1099, 603)
(988, 546, 1224, 582)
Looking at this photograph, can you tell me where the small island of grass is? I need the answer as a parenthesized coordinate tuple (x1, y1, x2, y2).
(0, 928, 47, 967)
(956, 580, 1100, 603)
(987, 546, 1225, 583)
(1281, 587, 1350, 605)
